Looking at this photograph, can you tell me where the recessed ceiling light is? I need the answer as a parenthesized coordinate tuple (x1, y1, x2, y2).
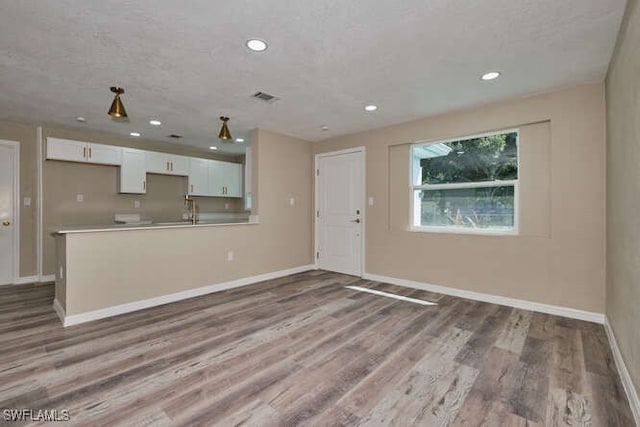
(209, 146, 218, 150)
(321, 125, 329, 131)
(149, 119, 162, 126)
(246, 38, 268, 52)
(481, 71, 501, 81)
(130, 132, 141, 137)
(364, 104, 378, 112)
(75, 116, 86, 123)
(235, 138, 245, 143)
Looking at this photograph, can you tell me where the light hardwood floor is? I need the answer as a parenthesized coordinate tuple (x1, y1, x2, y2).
(0, 270, 634, 426)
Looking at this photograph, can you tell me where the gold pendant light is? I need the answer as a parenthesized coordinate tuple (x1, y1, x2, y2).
(108, 87, 128, 118)
(218, 116, 232, 141)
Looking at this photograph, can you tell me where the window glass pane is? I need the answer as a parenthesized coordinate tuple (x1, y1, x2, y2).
(414, 132, 517, 184)
(415, 185, 515, 230)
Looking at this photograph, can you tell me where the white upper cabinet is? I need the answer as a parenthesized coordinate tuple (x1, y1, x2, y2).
(223, 162, 243, 198)
(88, 143, 122, 165)
(187, 159, 242, 198)
(46, 138, 85, 162)
(211, 160, 242, 198)
(119, 148, 147, 194)
(188, 158, 211, 196)
(146, 152, 189, 176)
(170, 155, 190, 175)
(46, 138, 244, 199)
(46, 138, 122, 166)
(145, 152, 168, 174)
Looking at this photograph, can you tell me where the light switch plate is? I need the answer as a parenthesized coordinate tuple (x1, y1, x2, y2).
(368, 197, 374, 206)
(76, 194, 84, 202)
(23, 197, 31, 206)
(134, 200, 140, 208)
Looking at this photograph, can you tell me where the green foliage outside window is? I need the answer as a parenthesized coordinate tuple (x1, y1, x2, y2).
(415, 132, 518, 230)
(420, 132, 518, 184)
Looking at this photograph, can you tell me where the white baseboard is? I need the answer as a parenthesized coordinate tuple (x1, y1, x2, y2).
(4, 274, 56, 285)
(52, 298, 66, 324)
(39, 274, 55, 283)
(362, 273, 605, 324)
(59, 264, 316, 327)
(11, 275, 39, 285)
(604, 316, 640, 425)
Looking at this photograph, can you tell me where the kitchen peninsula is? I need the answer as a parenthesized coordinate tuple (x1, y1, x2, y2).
(42, 134, 251, 282)
(53, 216, 261, 327)
(45, 134, 262, 326)
(44, 129, 314, 329)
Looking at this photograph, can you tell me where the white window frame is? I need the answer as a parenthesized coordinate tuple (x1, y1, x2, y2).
(409, 129, 520, 236)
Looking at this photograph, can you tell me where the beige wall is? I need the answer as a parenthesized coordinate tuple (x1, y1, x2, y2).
(314, 83, 606, 313)
(0, 121, 38, 277)
(60, 128, 313, 314)
(39, 125, 244, 276)
(606, 0, 640, 401)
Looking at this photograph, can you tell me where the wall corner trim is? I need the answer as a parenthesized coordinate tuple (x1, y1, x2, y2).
(52, 298, 66, 325)
(362, 273, 605, 324)
(604, 316, 640, 424)
(58, 264, 315, 327)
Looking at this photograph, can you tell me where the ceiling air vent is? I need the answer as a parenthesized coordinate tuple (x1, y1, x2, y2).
(252, 91, 279, 103)
(167, 134, 182, 139)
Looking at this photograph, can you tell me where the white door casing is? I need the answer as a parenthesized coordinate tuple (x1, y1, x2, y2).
(0, 140, 19, 285)
(316, 148, 365, 276)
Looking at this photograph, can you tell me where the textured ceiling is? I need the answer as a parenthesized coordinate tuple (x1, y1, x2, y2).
(0, 1, 626, 153)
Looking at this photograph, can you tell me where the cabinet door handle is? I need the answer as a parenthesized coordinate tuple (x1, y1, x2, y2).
(166, 161, 170, 171)
(83, 147, 87, 158)
(143, 180, 146, 191)
(170, 162, 173, 172)
(191, 184, 193, 193)
(88, 147, 92, 158)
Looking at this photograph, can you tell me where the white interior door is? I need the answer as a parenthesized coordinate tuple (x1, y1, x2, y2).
(0, 142, 18, 285)
(317, 150, 364, 276)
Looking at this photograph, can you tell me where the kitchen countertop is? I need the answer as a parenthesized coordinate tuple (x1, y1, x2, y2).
(53, 217, 258, 234)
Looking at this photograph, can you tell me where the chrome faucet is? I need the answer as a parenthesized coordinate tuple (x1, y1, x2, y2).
(184, 194, 197, 225)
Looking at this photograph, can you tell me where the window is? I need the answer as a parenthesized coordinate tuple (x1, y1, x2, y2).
(411, 130, 518, 234)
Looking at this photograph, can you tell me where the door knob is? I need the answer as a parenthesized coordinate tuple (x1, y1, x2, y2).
(2, 220, 10, 226)
(351, 218, 360, 223)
